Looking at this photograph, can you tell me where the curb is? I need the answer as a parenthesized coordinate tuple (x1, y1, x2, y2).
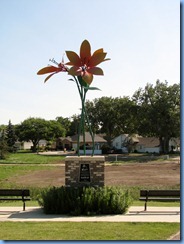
(167, 231, 180, 240)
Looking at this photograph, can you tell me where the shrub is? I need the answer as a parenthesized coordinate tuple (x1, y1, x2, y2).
(101, 144, 111, 154)
(38, 186, 132, 215)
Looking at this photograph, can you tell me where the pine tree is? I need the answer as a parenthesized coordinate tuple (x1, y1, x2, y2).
(6, 120, 17, 152)
(0, 129, 8, 159)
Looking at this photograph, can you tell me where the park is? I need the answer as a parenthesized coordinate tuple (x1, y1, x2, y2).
(0, 0, 180, 240)
(0, 152, 180, 240)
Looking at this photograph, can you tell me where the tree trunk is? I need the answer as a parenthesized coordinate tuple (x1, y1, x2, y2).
(159, 136, 170, 154)
(32, 140, 39, 152)
(163, 136, 170, 154)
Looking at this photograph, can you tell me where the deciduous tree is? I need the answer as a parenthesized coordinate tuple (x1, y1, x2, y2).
(133, 80, 180, 153)
(86, 96, 137, 145)
(16, 118, 65, 152)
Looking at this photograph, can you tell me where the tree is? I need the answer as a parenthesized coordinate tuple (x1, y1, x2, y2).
(68, 114, 81, 136)
(16, 117, 65, 152)
(85, 96, 137, 146)
(0, 129, 8, 159)
(56, 115, 81, 136)
(47, 120, 66, 140)
(114, 97, 138, 135)
(133, 80, 180, 153)
(6, 120, 17, 152)
(56, 116, 72, 136)
(85, 97, 118, 145)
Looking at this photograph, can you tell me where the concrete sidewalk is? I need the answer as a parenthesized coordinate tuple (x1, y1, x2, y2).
(0, 206, 180, 222)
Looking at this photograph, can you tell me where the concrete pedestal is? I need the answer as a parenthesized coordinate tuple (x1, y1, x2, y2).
(65, 156, 105, 187)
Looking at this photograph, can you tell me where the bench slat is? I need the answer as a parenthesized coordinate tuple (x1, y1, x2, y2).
(0, 198, 30, 201)
(0, 189, 30, 196)
(139, 197, 180, 201)
(140, 190, 180, 197)
(0, 189, 30, 211)
(139, 189, 180, 211)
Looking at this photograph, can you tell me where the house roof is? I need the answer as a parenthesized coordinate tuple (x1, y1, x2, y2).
(57, 136, 72, 142)
(170, 137, 180, 146)
(137, 137, 160, 148)
(130, 136, 139, 143)
(71, 132, 106, 143)
(112, 134, 140, 144)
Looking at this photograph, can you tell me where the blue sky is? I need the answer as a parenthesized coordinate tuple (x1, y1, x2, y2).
(0, 0, 180, 125)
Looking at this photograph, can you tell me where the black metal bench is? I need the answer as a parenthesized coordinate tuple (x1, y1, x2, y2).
(0, 189, 31, 211)
(139, 190, 180, 211)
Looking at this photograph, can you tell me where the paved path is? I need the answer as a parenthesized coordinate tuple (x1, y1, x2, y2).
(0, 206, 180, 222)
(0, 206, 180, 240)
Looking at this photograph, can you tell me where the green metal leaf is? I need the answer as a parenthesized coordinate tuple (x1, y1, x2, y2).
(77, 76, 88, 88)
(68, 78, 75, 82)
(84, 86, 101, 91)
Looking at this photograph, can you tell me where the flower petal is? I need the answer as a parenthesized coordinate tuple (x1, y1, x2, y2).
(37, 66, 60, 75)
(88, 67, 104, 75)
(65, 51, 81, 66)
(82, 71, 93, 85)
(65, 61, 73, 65)
(89, 52, 107, 67)
(44, 73, 56, 83)
(92, 48, 104, 55)
(80, 40, 91, 61)
(103, 58, 111, 62)
(68, 66, 81, 76)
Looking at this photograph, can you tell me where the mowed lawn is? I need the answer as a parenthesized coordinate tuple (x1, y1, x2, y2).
(0, 153, 65, 188)
(0, 152, 180, 240)
(0, 152, 65, 164)
(0, 222, 180, 240)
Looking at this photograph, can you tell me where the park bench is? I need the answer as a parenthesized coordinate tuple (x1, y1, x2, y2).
(139, 189, 180, 211)
(0, 189, 30, 211)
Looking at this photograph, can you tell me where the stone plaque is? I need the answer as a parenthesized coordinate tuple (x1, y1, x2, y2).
(79, 163, 91, 182)
(65, 156, 105, 187)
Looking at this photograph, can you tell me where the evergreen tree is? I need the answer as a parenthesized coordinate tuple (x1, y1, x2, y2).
(0, 129, 8, 159)
(6, 120, 17, 152)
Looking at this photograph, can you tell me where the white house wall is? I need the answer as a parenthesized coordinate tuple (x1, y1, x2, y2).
(136, 146, 160, 153)
(112, 135, 128, 149)
(16, 140, 47, 150)
(23, 141, 33, 149)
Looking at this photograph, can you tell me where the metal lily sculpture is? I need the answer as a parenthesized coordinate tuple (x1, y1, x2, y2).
(37, 40, 110, 156)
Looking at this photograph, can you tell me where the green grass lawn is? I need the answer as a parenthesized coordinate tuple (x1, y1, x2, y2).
(0, 222, 180, 240)
(0, 200, 180, 208)
(0, 152, 65, 164)
(108, 155, 180, 164)
(0, 164, 58, 188)
(0, 152, 180, 240)
(0, 152, 180, 196)
(1, 151, 179, 165)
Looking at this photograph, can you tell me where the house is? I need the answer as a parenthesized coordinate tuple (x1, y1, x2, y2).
(135, 137, 160, 153)
(112, 134, 139, 152)
(15, 141, 32, 150)
(136, 137, 180, 153)
(169, 138, 180, 152)
(15, 140, 47, 150)
(56, 136, 73, 150)
(56, 132, 107, 154)
(71, 132, 106, 149)
(112, 134, 129, 149)
(112, 134, 180, 153)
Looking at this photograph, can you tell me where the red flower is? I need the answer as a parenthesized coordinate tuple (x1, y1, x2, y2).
(66, 40, 110, 85)
(37, 60, 68, 83)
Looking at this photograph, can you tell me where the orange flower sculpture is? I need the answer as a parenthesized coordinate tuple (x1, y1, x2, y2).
(66, 40, 109, 85)
(37, 59, 68, 83)
(37, 40, 110, 156)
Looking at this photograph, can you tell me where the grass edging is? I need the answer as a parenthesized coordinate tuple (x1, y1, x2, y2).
(0, 222, 180, 240)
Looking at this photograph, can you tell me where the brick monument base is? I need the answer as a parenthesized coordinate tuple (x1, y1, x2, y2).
(65, 156, 105, 187)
